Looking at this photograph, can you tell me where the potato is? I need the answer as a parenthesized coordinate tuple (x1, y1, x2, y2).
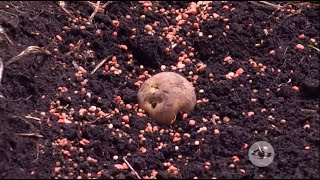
(137, 72, 197, 125)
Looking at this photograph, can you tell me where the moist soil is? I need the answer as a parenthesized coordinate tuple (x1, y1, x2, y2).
(0, 1, 319, 179)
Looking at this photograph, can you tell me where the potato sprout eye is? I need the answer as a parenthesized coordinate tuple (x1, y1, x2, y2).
(151, 85, 159, 89)
(150, 101, 157, 109)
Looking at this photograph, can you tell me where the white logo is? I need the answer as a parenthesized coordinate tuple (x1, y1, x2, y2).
(249, 141, 275, 167)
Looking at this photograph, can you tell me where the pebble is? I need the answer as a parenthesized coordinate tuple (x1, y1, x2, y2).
(280, 119, 287, 124)
(268, 115, 274, 121)
(184, 133, 191, 138)
(251, 98, 258, 103)
(88, 106, 97, 112)
(145, 24, 153, 31)
(177, 62, 185, 69)
(304, 124, 310, 129)
(161, 65, 166, 71)
(194, 140, 200, 145)
(229, 164, 235, 168)
(223, 116, 230, 123)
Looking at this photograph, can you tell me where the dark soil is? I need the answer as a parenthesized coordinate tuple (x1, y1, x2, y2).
(0, 1, 319, 179)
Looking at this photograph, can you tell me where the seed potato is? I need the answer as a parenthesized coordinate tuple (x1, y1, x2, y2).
(137, 72, 197, 125)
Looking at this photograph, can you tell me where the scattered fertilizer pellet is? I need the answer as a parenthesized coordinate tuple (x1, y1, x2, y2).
(295, 44, 304, 50)
(223, 116, 230, 123)
(248, 111, 255, 117)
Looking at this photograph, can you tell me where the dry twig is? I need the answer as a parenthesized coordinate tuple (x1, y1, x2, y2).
(301, 109, 318, 114)
(308, 45, 320, 52)
(9, 2, 27, 14)
(248, 1, 282, 11)
(258, 1, 282, 9)
(91, 55, 112, 74)
(87, 1, 113, 8)
(0, 25, 13, 45)
(12, 95, 33, 102)
(0, 58, 3, 85)
(66, 39, 83, 56)
(32, 144, 40, 162)
(26, 115, 41, 121)
(58, 1, 74, 18)
(86, 1, 113, 24)
(123, 157, 142, 179)
(10, 115, 36, 129)
(16, 133, 44, 138)
(30, 10, 44, 20)
(5, 46, 51, 66)
(102, 1, 114, 7)
(72, 60, 81, 71)
(0, 9, 19, 18)
(89, 1, 101, 23)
